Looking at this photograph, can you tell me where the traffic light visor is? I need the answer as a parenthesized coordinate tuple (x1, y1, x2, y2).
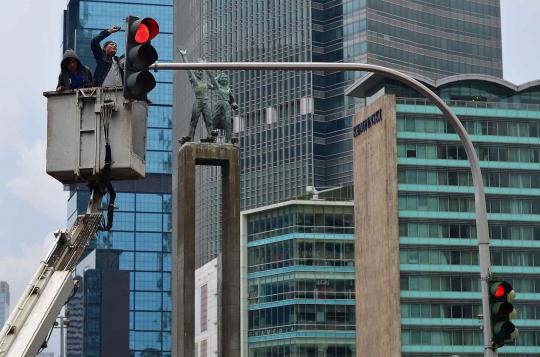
(141, 18, 159, 41)
(130, 18, 159, 44)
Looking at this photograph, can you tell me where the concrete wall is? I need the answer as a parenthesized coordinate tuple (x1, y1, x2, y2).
(352, 95, 401, 356)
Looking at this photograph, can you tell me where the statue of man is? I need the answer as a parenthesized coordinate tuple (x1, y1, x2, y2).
(178, 49, 215, 143)
(209, 72, 238, 143)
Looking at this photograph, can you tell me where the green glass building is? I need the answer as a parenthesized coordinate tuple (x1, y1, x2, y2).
(348, 74, 540, 356)
(242, 198, 356, 356)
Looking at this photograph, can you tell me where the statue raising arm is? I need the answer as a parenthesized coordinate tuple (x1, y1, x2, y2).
(178, 48, 195, 83)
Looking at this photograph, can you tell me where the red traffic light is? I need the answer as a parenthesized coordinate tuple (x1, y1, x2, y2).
(135, 24, 150, 43)
(490, 281, 514, 301)
(130, 18, 160, 44)
(494, 285, 504, 298)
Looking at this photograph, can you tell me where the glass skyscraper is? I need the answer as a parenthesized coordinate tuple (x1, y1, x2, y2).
(348, 74, 540, 356)
(62, 0, 173, 355)
(174, 0, 504, 266)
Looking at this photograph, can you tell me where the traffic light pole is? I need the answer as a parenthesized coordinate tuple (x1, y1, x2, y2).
(153, 61, 497, 357)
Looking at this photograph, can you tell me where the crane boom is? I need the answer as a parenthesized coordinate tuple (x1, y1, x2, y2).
(0, 200, 102, 357)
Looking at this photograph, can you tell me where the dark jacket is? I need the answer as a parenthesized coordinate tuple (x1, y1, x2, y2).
(91, 30, 124, 86)
(90, 30, 124, 87)
(57, 50, 92, 90)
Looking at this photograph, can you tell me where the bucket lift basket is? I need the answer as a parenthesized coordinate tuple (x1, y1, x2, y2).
(43, 87, 147, 184)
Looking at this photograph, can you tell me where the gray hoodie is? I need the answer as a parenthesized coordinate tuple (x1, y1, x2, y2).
(57, 49, 93, 90)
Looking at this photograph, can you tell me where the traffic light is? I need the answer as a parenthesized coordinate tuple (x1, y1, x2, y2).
(124, 15, 159, 100)
(489, 280, 518, 348)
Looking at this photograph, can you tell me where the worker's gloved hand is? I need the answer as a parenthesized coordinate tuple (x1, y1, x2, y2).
(56, 86, 65, 92)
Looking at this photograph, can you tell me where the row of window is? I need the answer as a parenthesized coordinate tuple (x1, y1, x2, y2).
(398, 115, 540, 138)
(400, 221, 540, 241)
(247, 205, 354, 240)
(248, 278, 355, 303)
(402, 248, 540, 268)
(248, 240, 355, 272)
(401, 275, 540, 293)
(249, 305, 356, 331)
(103, 232, 172, 253)
(400, 248, 478, 266)
(402, 328, 540, 347)
(398, 167, 540, 189)
(402, 329, 481, 346)
(398, 143, 540, 163)
(399, 193, 540, 215)
(401, 302, 540, 320)
(249, 345, 354, 357)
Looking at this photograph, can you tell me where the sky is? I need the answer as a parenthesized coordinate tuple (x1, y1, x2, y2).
(0, 0, 539, 355)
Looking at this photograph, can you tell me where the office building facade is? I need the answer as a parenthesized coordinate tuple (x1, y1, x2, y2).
(0, 282, 9, 328)
(194, 258, 219, 357)
(242, 199, 356, 356)
(349, 74, 540, 356)
(62, 0, 173, 355)
(66, 250, 130, 357)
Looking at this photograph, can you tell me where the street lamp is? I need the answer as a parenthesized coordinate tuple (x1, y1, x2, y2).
(153, 61, 496, 357)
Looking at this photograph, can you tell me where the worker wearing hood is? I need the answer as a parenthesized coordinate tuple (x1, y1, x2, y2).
(56, 49, 93, 91)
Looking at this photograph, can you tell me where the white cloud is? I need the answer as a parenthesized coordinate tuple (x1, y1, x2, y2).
(0, 232, 56, 311)
(0, 231, 61, 355)
(7, 140, 66, 222)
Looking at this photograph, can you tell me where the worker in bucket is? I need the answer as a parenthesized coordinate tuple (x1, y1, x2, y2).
(91, 25, 124, 87)
(56, 49, 93, 91)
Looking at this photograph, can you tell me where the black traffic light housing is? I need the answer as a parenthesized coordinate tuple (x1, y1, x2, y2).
(489, 280, 518, 348)
(124, 15, 159, 100)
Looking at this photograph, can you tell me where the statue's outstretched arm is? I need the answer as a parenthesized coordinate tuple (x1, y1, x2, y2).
(177, 48, 195, 82)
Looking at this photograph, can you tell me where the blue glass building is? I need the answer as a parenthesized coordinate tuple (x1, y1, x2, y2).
(62, 0, 173, 355)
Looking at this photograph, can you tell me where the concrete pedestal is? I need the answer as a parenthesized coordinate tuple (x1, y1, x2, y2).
(172, 143, 240, 357)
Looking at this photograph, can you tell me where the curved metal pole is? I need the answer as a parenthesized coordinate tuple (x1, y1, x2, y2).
(155, 61, 495, 356)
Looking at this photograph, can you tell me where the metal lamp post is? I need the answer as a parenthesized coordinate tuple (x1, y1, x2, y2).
(154, 61, 496, 357)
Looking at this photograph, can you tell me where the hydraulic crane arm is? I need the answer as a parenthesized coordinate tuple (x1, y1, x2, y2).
(0, 194, 103, 357)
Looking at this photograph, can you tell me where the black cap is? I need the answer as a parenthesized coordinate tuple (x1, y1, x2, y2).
(103, 41, 117, 49)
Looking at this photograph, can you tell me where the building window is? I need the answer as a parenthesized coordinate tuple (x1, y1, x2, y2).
(201, 284, 207, 332)
(300, 96, 314, 115)
(266, 107, 277, 124)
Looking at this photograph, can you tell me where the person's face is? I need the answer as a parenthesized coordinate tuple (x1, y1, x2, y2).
(67, 59, 79, 74)
(104, 42, 117, 56)
(195, 70, 204, 79)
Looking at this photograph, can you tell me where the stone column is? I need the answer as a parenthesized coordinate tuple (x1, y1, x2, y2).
(172, 143, 240, 357)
